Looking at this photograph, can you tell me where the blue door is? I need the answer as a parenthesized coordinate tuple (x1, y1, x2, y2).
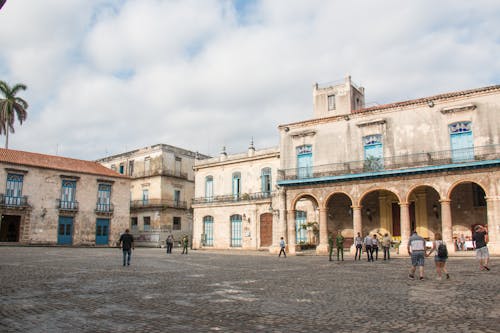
(58, 216, 73, 245)
(451, 131, 473, 162)
(297, 145, 313, 179)
(95, 218, 110, 245)
(295, 211, 307, 244)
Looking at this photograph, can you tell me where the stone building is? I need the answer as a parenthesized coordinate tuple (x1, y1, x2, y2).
(97, 144, 210, 246)
(192, 76, 500, 255)
(192, 144, 280, 250)
(0, 148, 130, 246)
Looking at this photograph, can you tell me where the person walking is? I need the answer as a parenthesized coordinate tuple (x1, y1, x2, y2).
(354, 232, 363, 260)
(181, 235, 189, 254)
(364, 233, 373, 262)
(382, 233, 391, 260)
(407, 230, 427, 280)
(166, 234, 174, 254)
(472, 225, 490, 271)
(279, 237, 287, 258)
(372, 234, 379, 261)
(336, 231, 345, 261)
(427, 232, 449, 280)
(328, 233, 334, 261)
(119, 229, 135, 266)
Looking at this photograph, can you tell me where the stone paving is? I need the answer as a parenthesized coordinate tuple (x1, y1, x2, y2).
(0, 247, 498, 333)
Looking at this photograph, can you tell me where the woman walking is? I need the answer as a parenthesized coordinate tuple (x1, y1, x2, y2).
(427, 233, 449, 280)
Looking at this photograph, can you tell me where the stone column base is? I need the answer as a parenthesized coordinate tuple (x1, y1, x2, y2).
(315, 243, 329, 255)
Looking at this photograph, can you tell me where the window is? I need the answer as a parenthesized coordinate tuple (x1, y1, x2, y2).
(143, 216, 151, 231)
(328, 94, 336, 110)
(363, 135, 383, 171)
(203, 216, 214, 246)
(173, 217, 181, 230)
(5, 173, 24, 205)
(97, 184, 111, 211)
(175, 157, 182, 176)
(261, 168, 272, 195)
(297, 145, 312, 179)
(205, 176, 213, 202)
(449, 121, 473, 162)
(174, 190, 181, 207)
(111, 165, 116, 171)
(232, 172, 241, 199)
(131, 217, 138, 230)
(142, 189, 149, 204)
(230, 214, 242, 247)
(60, 180, 77, 209)
(119, 164, 124, 174)
(295, 211, 307, 244)
(128, 160, 134, 176)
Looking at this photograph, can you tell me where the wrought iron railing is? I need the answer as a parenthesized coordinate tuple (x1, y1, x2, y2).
(96, 203, 114, 214)
(0, 194, 29, 208)
(278, 144, 500, 181)
(130, 199, 187, 209)
(57, 199, 79, 211)
(192, 191, 273, 205)
(132, 168, 188, 179)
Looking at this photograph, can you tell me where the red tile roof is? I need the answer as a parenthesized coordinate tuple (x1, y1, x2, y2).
(0, 148, 129, 179)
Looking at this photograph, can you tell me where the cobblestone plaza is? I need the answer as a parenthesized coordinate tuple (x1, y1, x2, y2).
(0, 247, 498, 333)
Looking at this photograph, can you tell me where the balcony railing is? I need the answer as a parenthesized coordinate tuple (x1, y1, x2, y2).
(278, 144, 500, 181)
(192, 191, 273, 205)
(96, 203, 114, 214)
(130, 199, 187, 209)
(57, 199, 79, 211)
(132, 168, 188, 180)
(0, 194, 29, 208)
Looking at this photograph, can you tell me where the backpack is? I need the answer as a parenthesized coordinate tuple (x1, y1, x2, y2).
(437, 242, 448, 258)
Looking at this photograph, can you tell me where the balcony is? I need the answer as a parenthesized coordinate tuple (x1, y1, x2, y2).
(57, 199, 79, 212)
(131, 168, 189, 180)
(192, 191, 273, 205)
(278, 144, 500, 184)
(95, 203, 114, 215)
(0, 194, 29, 209)
(130, 199, 187, 210)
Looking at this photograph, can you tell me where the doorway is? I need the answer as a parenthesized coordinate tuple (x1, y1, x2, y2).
(0, 215, 21, 242)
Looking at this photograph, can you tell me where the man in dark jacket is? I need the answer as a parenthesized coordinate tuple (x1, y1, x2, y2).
(119, 229, 135, 266)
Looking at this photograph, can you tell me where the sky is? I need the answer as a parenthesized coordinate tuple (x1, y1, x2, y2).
(0, 0, 499, 161)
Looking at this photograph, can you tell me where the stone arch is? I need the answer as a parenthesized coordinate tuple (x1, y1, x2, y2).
(448, 180, 488, 246)
(290, 192, 320, 210)
(405, 183, 442, 203)
(290, 193, 320, 248)
(407, 185, 442, 240)
(358, 187, 401, 239)
(325, 191, 354, 247)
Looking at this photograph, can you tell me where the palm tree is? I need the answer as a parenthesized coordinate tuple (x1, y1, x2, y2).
(0, 80, 29, 149)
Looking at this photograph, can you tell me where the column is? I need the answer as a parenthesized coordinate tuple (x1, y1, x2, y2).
(316, 208, 328, 254)
(439, 199, 454, 254)
(485, 196, 500, 254)
(287, 209, 296, 255)
(399, 202, 411, 253)
(415, 189, 429, 238)
(351, 205, 362, 253)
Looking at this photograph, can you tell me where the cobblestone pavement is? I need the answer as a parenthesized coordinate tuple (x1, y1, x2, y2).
(0, 247, 498, 333)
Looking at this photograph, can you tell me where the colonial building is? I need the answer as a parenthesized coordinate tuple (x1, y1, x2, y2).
(0, 148, 130, 246)
(192, 144, 280, 250)
(192, 76, 500, 255)
(97, 144, 210, 246)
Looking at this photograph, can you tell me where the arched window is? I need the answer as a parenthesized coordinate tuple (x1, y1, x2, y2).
(232, 172, 241, 199)
(363, 134, 383, 171)
(261, 167, 272, 196)
(449, 121, 473, 162)
(205, 176, 213, 202)
(296, 145, 312, 179)
(203, 216, 214, 246)
(230, 214, 242, 247)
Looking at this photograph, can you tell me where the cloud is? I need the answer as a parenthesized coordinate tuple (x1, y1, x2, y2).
(1, 0, 499, 160)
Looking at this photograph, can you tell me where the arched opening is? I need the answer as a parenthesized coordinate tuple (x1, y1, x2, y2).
(292, 195, 319, 250)
(359, 189, 399, 240)
(450, 181, 487, 251)
(326, 193, 353, 247)
(407, 185, 441, 240)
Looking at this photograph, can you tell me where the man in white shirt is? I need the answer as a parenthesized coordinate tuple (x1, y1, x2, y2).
(364, 234, 373, 262)
(407, 230, 427, 280)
